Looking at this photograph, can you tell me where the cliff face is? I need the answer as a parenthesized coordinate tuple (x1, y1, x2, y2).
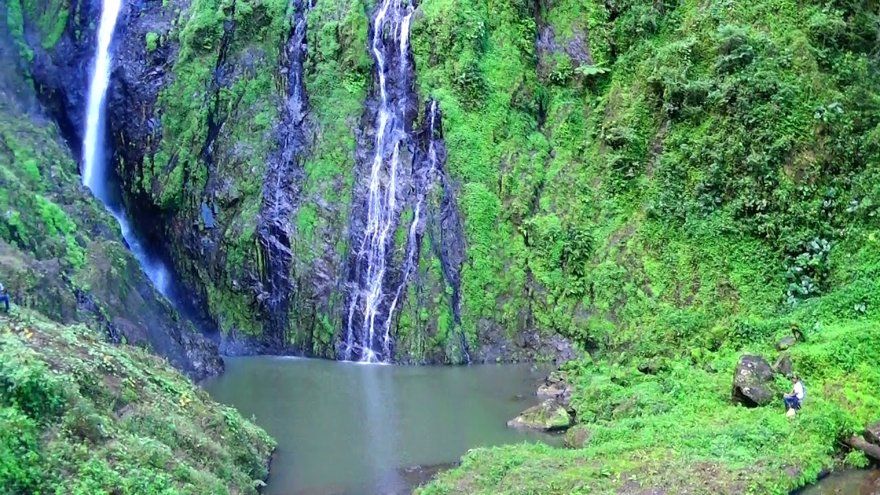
(8, 0, 880, 366)
(1, 0, 221, 379)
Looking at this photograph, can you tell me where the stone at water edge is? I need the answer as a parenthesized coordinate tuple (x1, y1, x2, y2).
(732, 354, 775, 407)
(507, 399, 572, 431)
(537, 372, 573, 408)
(564, 425, 592, 448)
(865, 422, 880, 446)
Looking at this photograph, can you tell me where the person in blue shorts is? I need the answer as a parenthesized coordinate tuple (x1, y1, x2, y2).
(783, 376, 805, 414)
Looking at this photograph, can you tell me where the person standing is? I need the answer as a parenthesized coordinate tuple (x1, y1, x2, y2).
(0, 281, 9, 313)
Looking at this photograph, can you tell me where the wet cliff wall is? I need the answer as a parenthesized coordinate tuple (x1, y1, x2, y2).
(0, 1, 222, 379)
(9, 0, 880, 367)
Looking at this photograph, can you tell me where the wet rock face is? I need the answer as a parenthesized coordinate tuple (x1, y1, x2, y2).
(26, 0, 99, 152)
(256, 0, 311, 349)
(507, 399, 572, 431)
(342, 0, 470, 363)
(732, 354, 775, 407)
(14, 0, 574, 365)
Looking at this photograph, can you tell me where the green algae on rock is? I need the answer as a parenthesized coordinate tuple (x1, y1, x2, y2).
(506, 399, 572, 432)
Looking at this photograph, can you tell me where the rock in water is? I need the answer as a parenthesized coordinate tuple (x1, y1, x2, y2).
(732, 354, 775, 407)
(507, 399, 572, 431)
(865, 421, 880, 446)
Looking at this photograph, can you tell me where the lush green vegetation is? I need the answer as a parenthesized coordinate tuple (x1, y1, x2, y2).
(0, 309, 274, 495)
(7, 0, 880, 489)
(416, 0, 880, 490)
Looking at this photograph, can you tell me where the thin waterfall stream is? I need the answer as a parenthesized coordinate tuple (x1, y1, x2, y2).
(383, 100, 440, 346)
(82, 0, 172, 296)
(344, 0, 417, 363)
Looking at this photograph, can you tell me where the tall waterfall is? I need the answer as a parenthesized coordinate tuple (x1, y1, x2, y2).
(344, 0, 416, 363)
(82, 0, 171, 295)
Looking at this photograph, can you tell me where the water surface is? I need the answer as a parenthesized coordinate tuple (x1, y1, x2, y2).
(203, 357, 557, 495)
(798, 469, 880, 494)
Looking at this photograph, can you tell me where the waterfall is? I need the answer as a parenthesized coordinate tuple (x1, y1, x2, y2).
(82, 0, 171, 296)
(344, 0, 416, 363)
(380, 101, 441, 357)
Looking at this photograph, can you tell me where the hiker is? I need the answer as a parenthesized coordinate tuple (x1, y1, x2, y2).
(0, 281, 9, 313)
(783, 375, 805, 415)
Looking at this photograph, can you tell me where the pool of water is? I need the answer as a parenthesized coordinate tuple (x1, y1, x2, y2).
(202, 357, 558, 495)
(798, 469, 880, 494)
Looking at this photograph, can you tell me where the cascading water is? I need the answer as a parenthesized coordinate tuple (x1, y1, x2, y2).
(344, 0, 416, 363)
(82, 0, 171, 295)
(380, 100, 441, 357)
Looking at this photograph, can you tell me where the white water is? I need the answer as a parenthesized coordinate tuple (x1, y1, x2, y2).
(82, 0, 171, 296)
(381, 101, 441, 356)
(345, 0, 415, 363)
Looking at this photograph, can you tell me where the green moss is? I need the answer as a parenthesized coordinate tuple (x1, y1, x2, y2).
(416, 0, 880, 489)
(145, 31, 160, 52)
(34, 195, 86, 269)
(24, 0, 69, 50)
(5, 0, 34, 63)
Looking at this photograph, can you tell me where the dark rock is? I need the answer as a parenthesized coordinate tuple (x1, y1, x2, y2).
(397, 462, 458, 491)
(773, 354, 793, 378)
(732, 354, 775, 407)
(537, 371, 573, 407)
(776, 336, 797, 351)
(564, 425, 592, 448)
(865, 421, 880, 446)
(507, 399, 572, 431)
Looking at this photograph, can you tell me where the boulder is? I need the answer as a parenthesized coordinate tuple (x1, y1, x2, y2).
(564, 425, 592, 448)
(865, 421, 880, 446)
(637, 358, 667, 375)
(732, 354, 775, 407)
(507, 399, 572, 431)
(773, 354, 793, 378)
(776, 336, 797, 351)
(846, 435, 880, 462)
(537, 372, 572, 408)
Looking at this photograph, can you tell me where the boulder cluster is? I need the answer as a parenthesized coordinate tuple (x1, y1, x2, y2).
(731, 335, 798, 407)
(507, 372, 574, 432)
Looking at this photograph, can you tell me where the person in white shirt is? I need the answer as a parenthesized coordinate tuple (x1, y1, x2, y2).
(783, 376, 805, 413)
(0, 282, 9, 313)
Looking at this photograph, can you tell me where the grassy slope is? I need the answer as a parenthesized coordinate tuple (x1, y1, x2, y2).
(0, 309, 274, 495)
(418, 0, 880, 492)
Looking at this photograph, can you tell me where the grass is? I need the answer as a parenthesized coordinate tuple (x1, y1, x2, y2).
(0, 309, 275, 495)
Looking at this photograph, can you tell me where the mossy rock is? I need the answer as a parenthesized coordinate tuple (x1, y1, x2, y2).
(507, 399, 572, 431)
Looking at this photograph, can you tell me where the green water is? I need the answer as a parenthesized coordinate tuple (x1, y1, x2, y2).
(798, 470, 880, 494)
(203, 357, 558, 495)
